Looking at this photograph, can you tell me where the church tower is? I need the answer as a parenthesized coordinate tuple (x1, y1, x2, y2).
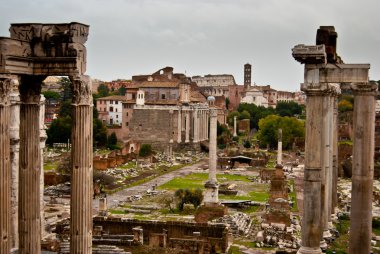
(244, 63, 251, 88)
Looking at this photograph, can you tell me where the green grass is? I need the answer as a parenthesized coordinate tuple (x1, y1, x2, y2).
(43, 161, 59, 171)
(109, 209, 129, 214)
(338, 140, 353, 146)
(159, 173, 251, 190)
(327, 218, 350, 253)
(119, 162, 138, 170)
(228, 246, 242, 254)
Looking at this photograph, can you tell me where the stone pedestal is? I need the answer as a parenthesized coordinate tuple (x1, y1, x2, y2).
(348, 82, 377, 254)
(70, 75, 93, 254)
(277, 128, 282, 165)
(0, 77, 13, 254)
(19, 75, 44, 254)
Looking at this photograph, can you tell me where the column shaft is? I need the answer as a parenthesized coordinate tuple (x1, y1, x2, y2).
(349, 82, 377, 254)
(185, 111, 190, 143)
(19, 76, 43, 254)
(70, 75, 93, 254)
(177, 109, 182, 143)
(331, 96, 338, 210)
(0, 77, 13, 254)
(298, 83, 326, 254)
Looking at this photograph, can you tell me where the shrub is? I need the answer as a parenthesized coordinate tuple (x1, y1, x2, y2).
(175, 188, 203, 211)
(139, 144, 152, 157)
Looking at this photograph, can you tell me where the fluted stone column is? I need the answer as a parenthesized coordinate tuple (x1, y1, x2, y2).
(185, 110, 190, 143)
(40, 95, 47, 239)
(206, 111, 209, 140)
(233, 116, 237, 137)
(70, 75, 93, 254)
(321, 93, 332, 247)
(349, 82, 377, 254)
(0, 76, 13, 254)
(177, 109, 182, 143)
(204, 106, 218, 204)
(331, 94, 338, 210)
(19, 75, 44, 254)
(10, 81, 20, 251)
(297, 83, 327, 254)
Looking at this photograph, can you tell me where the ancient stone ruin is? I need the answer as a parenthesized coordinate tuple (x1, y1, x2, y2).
(0, 22, 92, 254)
(293, 26, 377, 254)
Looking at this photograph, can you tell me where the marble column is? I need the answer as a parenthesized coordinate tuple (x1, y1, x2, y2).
(193, 109, 198, 143)
(185, 110, 190, 143)
(10, 80, 20, 251)
(206, 111, 209, 140)
(321, 93, 332, 247)
(204, 106, 218, 204)
(19, 75, 44, 254)
(40, 95, 47, 239)
(177, 109, 182, 143)
(233, 116, 237, 137)
(331, 94, 338, 211)
(70, 75, 93, 254)
(349, 82, 377, 254)
(277, 128, 282, 165)
(0, 76, 13, 254)
(297, 83, 327, 254)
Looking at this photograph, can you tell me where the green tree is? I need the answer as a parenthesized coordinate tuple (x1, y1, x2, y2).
(276, 101, 303, 117)
(60, 77, 72, 101)
(239, 110, 250, 120)
(107, 132, 118, 150)
(338, 99, 353, 112)
(238, 103, 275, 130)
(139, 144, 152, 157)
(117, 86, 127, 96)
(46, 116, 72, 145)
(97, 84, 110, 97)
(257, 115, 305, 149)
(225, 98, 230, 110)
(42, 91, 61, 100)
(227, 111, 240, 126)
(175, 188, 203, 211)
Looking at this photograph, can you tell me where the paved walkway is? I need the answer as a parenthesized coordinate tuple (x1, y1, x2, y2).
(93, 159, 208, 211)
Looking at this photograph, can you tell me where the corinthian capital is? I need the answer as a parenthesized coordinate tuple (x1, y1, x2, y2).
(0, 77, 18, 106)
(19, 75, 44, 104)
(71, 75, 92, 105)
(351, 82, 378, 96)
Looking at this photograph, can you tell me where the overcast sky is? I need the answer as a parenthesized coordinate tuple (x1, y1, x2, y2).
(0, 0, 379, 91)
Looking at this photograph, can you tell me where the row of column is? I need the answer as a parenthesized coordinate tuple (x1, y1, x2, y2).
(177, 108, 209, 144)
(0, 74, 93, 254)
(298, 82, 377, 254)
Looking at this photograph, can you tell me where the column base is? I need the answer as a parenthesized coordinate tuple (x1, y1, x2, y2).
(297, 246, 322, 254)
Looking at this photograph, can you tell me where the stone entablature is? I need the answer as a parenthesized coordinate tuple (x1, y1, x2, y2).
(1, 22, 89, 76)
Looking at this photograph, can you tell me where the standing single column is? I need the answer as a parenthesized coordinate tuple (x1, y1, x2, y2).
(19, 75, 44, 254)
(277, 128, 282, 165)
(70, 75, 93, 254)
(177, 109, 182, 143)
(10, 80, 20, 251)
(204, 100, 219, 204)
(297, 83, 326, 254)
(233, 116, 237, 137)
(185, 110, 190, 143)
(200, 110, 204, 141)
(349, 82, 377, 254)
(206, 111, 209, 140)
(0, 76, 13, 254)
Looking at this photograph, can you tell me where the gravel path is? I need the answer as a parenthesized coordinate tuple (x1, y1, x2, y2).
(93, 159, 208, 211)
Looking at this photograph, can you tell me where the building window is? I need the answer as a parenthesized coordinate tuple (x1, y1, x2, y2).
(126, 112, 129, 116)
(115, 101, 118, 104)
(126, 122, 129, 127)
(161, 94, 166, 99)
(115, 108, 118, 112)
(116, 115, 118, 118)
(132, 94, 136, 100)
(110, 100, 113, 104)
(110, 107, 113, 112)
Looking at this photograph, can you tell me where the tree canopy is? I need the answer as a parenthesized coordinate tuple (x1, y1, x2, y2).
(237, 103, 275, 130)
(97, 84, 110, 97)
(276, 101, 304, 117)
(257, 115, 305, 149)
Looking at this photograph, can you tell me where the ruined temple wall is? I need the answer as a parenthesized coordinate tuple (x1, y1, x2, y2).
(93, 217, 229, 252)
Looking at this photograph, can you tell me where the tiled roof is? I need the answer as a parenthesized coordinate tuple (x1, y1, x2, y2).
(97, 95, 126, 101)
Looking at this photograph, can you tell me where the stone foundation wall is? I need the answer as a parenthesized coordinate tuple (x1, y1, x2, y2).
(93, 217, 229, 253)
